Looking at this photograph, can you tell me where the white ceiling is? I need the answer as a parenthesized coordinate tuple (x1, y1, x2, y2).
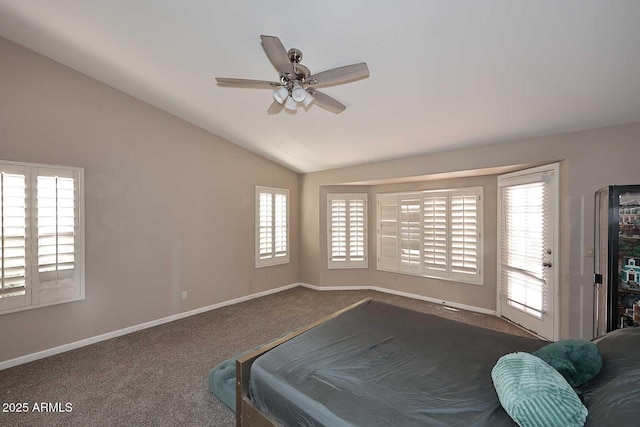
(1, 1, 640, 173)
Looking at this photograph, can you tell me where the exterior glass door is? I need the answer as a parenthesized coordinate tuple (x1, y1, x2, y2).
(498, 164, 559, 340)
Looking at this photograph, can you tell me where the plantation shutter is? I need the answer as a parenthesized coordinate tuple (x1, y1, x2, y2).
(256, 187, 289, 267)
(0, 161, 84, 315)
(274, 193, 287, 258)
(349, 197, 366, 263)
(398, 194, 421, 274)
(377, 187, 482, 284)
(377, 194, 398, 271)
(258, 191, 273, 260)
(0, 166, 29, 312)
(34, 168, 82, 305)
(328, 194, 367, 268)
(450, 189, 481, 282)
(329, 197, 347, 262)
(499, 178, 550, 318)
(422, 193, 448, 277)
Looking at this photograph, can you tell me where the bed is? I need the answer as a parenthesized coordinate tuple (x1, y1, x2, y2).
(234, 298, 640, 427)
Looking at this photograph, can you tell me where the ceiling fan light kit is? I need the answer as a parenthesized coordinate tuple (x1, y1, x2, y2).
(215, 35, 369, 114)
(302, 91, 315, 107)
(273, 86, 289, 104)
(291, 83, 307, 102)
(284, 96, 297, 111)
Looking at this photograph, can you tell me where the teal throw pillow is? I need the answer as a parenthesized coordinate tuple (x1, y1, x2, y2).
(492, 352, 587, 427)
(533, 338, 602, 387)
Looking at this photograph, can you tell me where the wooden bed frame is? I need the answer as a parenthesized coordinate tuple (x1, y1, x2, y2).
(235, 298, 372, 427)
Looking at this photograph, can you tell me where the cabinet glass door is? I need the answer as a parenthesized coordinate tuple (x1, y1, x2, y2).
(618, 190, 640, 328)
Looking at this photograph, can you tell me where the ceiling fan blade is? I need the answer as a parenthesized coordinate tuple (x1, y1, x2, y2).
(307, 63, 369, 87)
(267, 100, 284, 114)
(260, 35, 294, 76)
(215, 77, 281, 88)
(308, 89, 346, 114)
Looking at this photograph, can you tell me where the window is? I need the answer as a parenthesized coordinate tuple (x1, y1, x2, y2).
(0, 161, 85, 315)
(376, 187, 482, 284)
(255, 186, 289, 268)
(327, 193, 367, 269)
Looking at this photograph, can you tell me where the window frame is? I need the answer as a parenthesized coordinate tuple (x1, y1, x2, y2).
(376, 187, 483, 285)
(0, 160, 85, 315)
(255, 186, 290, 268)
(327, 193, 368, 269)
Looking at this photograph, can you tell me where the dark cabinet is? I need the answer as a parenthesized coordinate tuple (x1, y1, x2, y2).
(594, 185, 640, 336)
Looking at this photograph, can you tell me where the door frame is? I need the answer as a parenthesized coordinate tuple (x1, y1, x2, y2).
(496, 163, 560, 341)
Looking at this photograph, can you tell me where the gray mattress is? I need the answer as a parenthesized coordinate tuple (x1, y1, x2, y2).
(249, 300, 546, 427)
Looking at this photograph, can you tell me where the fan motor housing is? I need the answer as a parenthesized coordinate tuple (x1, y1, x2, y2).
(287, 48, 303, 63)
(280, 48, 309, 83)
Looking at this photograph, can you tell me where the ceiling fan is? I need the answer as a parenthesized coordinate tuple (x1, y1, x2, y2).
(215, 35, 369, 114)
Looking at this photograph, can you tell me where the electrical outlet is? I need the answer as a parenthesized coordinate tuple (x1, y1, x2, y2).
(181, 291, 188, 300)
(585, 246, 594, 257)
(248, 279, 253, 287)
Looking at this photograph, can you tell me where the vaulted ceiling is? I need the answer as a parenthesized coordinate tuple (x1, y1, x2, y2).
(1, 1, 640, 173)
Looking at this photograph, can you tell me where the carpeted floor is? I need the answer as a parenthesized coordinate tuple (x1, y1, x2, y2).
(0, 287, 535, 427)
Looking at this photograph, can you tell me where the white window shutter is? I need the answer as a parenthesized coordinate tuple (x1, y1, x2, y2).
(422, 193, 448, 277)
(33, 168, 82, 305)
(258, 191, 273, 260)
(0, 161, 84, 315)
(256, 187, 289, 268)
(0, 166, 29, 312)
(328, 194, 367, 269)
(349, 197, 366, 263)
(398, 194, 422, 274)
(328, 197, 347, 263)
(274, 193, 287, 258)
(377, 194, 398, 272)
(376, 187, 482, 285)
(450, 190, 481, 282)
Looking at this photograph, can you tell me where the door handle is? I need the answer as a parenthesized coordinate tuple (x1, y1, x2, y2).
(543, 262, 553, 267)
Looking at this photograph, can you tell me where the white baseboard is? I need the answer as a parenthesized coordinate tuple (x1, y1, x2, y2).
(299, 283, 370, 292)
(299, 282, 496, 315)
(0, 283, 299, 371)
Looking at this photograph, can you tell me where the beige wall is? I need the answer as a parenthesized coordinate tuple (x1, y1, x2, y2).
(0, 37, 299, 363)
(301, 122, 640, 339)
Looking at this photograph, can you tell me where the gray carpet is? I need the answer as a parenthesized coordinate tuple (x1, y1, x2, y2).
(0, 287, 534, 427)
